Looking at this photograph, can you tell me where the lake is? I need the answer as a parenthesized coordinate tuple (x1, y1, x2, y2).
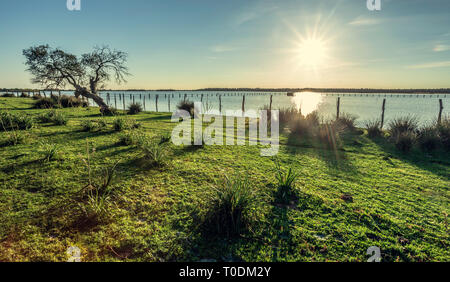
(51, 91, 449, 126)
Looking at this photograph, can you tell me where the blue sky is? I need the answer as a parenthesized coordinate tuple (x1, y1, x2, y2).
(0, 0, 449, 89)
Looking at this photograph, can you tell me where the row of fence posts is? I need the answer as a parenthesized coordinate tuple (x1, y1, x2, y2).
(11, 90, 445, 124)
(335, 97, 446, 126)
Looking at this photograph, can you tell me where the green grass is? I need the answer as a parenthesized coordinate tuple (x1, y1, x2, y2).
(0, 97, 449, 262)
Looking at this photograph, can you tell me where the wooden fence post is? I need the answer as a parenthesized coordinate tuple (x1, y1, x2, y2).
(269, 95, 273, 112)
(336, 97, 340, 120)
(219, 95, 222, 113)
(168, 95, 171, 112)
(123, 93, 125, 110)
(438, 99, 444, 124)
(156, 94, 159, 112)
(114, 95, 117, 109)
(381, 98, 386, 129)
(242, 94, 245, 116)
(143, 95, 146, 111)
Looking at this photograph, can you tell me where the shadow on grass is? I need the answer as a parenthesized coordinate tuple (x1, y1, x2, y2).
(370, 137, 450, 180)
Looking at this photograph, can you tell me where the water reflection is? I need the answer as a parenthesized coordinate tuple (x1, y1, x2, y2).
(291, 92, 323, 115)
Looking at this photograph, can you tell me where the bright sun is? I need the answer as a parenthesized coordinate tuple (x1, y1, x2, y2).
(296, 37, 328, 69)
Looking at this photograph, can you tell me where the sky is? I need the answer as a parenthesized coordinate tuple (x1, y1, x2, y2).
(0, 0, 449, 89)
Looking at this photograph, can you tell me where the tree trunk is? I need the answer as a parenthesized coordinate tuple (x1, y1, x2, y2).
(75, 87, 110, 112)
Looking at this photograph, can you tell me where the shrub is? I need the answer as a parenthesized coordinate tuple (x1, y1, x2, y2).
(34, 97, 56, 109)
(113, 117, 127, 131)
(20, 92, 30, 98)
(58, 95, 88, 108)
(417, 125, 440, 152)
(206, 174, 254, 237)
(274, 161, 299, 205)
(394, 131, 416, 153)
(2, 131, 29, 146)
(51, 112, 68, 126)
(140, 139, 169, 167)
(289, 111, 320, 137)
(389, 116, 418, 139)
(177, 100, 195, 117)
(437, 117, 450, 150)
(81, 120, 97, 132)
(335, 113, 357, 132)
(37, 110, 56, 123)
(279, 107, 302, 126)
(128, 119, 141, 129)
(127, 102, 143, 115)
(119, 130, 146, 146)
(101, 107, 119, 116)
(1, 93, 15, 98)
(32, 94, 42, 100)
(113, 117, 140, 131)
(0, 111, 34, 131)
(365, 120, 383, 138)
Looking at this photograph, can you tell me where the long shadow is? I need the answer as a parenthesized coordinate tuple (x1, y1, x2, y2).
(284, 131, 360, 176)
(371, 137, 450, 180)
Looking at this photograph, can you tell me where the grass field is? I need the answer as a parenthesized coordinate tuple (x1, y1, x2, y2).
(0, 97, 449, 262)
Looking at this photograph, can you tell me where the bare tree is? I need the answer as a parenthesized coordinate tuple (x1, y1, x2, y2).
(23, 45, 130, 113)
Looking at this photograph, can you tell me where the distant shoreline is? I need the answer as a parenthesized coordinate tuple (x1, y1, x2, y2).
(1, 87, 450, 94)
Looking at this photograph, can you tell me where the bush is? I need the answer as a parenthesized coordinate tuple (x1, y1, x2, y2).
(140, 139, 169, 167)
(58, 95, 88, 108)
(417, 125, 440, 152)
(274, 161, 299, 205)
(34, 97, 56, 109)
(101, 107, 119, 116)
(127, 102, 143, 115)
(206, 174, 254, 237)
(113, 117, 140, 131)
(0, 111, 34, 131)
(278, 107, 302, 126)
(177, 100, 195, 117)
(335, 113, 357, 132)
(32, 94, 42, 100)
(389, 116, 418, 139)
(394, 131, 416, 153)
(20, 92, 30, 98)
(81, 120, 97, 132)
(289, 111, 320, 137)
(1, 93, 15, 98)
(37, 110, 56, 123)
(119, 130, 146, 146)
(51, 112, 68, 126)
(437, 117, 450, 150)
(1, 131, 29, 146)
(113, 118, 126, 131)
(365, 120, 383, 138)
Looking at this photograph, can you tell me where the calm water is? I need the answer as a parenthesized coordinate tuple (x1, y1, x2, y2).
(38, 91, 450, 126)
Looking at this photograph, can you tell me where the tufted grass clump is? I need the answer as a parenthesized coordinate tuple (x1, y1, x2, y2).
(205, 174, 254, 238)
(365, 119, 383, 138)
(140, 139, 169, 168)
(274, 160, 299, 205)
(39, 141, 61, 162)
(0, 111, 34, 131)
(127, 102, 143, 115)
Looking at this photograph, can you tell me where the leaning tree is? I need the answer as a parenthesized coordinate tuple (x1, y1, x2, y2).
(23, 45, 130, 113)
